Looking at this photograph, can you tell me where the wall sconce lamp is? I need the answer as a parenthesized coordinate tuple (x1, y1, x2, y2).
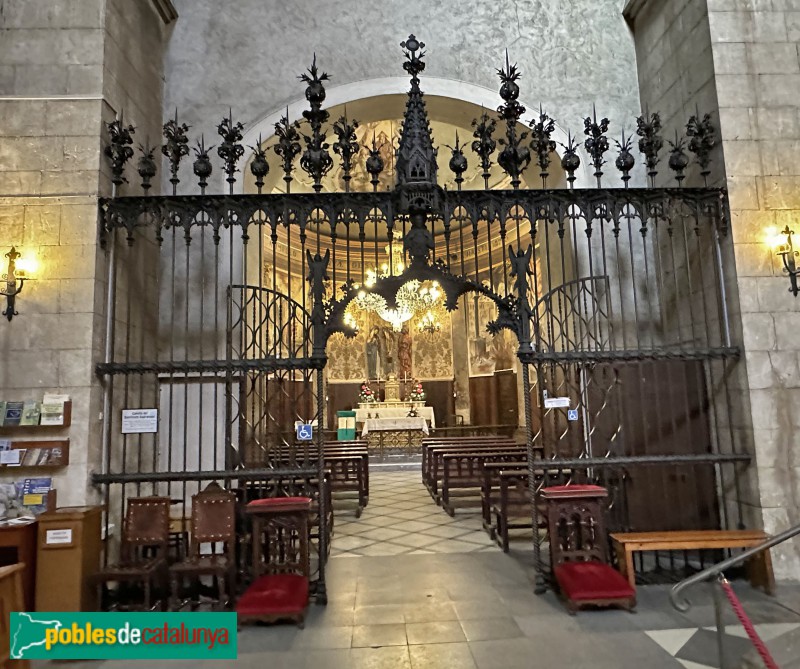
(1, 247, 32, 321)
(768, 226, 800, 297)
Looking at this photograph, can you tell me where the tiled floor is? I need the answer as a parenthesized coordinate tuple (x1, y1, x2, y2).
(330, 470, 500, 557)
(32, 470, 800, 668)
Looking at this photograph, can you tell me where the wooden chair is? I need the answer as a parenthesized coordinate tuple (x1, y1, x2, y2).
(237, 497, 311, 627)
(541, 485, 635, 614)
(169, 487, 236, 611)
(93, 496, 170, 611)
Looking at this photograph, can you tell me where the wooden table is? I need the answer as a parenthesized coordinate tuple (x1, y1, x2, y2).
(0, 520, 37, 611)
(610, 529, 774, 594)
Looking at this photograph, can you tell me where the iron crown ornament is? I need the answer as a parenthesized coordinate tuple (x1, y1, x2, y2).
(105, 114, 135, 188)
(273, 112, 302, 192)
(471, 111, 497, 189)
(496, 52, 530, 189)
(299, 56, 333, 192)
(686, 110, 716, 186)
(636, 110, 663, 187)
(584, 106, 610, 187)
(529, 105, 557, 188)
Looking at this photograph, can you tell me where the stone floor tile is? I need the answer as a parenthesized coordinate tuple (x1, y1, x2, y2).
(401, 601, 459, 623)
(289, 625, 353, 649)
(354, 604, 406, 625)
(452, 598, 512, 620)
(352, 623, 408, 648)
(348, 645, 411, 669)
(459, 617, 524, 642)
(406, 620, 467, 644)
(409, 642, 478, 669)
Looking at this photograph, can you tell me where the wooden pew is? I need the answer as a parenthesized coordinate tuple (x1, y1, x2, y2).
(439, 448, 527, 515)
(481, 460, 527, 532)
(421, 436, 514, 483)
(423, 438, 515, 497)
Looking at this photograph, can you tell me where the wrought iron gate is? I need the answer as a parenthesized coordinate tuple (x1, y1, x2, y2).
(94, 34, 751, 596)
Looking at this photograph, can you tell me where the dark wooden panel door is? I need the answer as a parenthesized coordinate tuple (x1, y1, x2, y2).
(469, 376, 496, 426)
(495, 370, 518, 426)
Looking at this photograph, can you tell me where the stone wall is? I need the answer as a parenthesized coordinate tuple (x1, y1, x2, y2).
(0, 0, 172, 505)
(706, 0, 800, 578)
(628, 0, 800, 578)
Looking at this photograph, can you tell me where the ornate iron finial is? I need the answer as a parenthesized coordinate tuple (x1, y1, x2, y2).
(560, 131, 581, 189)
(686, 109, 716, 186)
(667, 130, 690, 186)
(136, 140, 156, 193)
(584, 105, 610, 187)
(332, 111, 360, 192)
(446, 132, 468, 188)
(217, 109, 244, 193)
(273, 111, 302, 192)
(162, 109, 190, 195)
(471, 110, 497, 189)
(298, 56, 333, 192)
(529, 104, 556, 187)
(636, 109, 663, 187)
(249, 134, 270, 194)
(193, 135, 214, 193)
(496, 51, 530, 189)
(365, 132, 385, 192)
(105, 113, 135, 189)
(396, 34, 441, 215)
(400, 34, 426, 83)
(614, 130, 635, 187)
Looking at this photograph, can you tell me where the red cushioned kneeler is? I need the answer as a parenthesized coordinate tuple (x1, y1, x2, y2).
(237, 497, 311, 626)
(541, 485, 636, 614)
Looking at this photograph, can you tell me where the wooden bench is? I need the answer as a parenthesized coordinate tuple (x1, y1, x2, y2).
(440, 449, 527, 515)
(423, 439, 515, 498)
(421, 436, 514, 485)
(610, 530, 775, 594)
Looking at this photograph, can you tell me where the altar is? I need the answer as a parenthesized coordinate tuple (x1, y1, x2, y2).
(360, 415, 429, 457)
(355, 402, 436, 429)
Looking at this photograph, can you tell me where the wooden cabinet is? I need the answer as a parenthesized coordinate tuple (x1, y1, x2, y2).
(35, 506, 102, 612)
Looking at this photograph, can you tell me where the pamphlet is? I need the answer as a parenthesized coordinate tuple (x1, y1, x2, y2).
(20, 401, 41, 426)
(0, 449, 22, 465)
(21, 477, 51, 514)
(3, 402, 23, 427)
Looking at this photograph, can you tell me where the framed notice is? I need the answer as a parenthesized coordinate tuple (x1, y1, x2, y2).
(121, 409, 158, 434)
(45, 528, 73, 545)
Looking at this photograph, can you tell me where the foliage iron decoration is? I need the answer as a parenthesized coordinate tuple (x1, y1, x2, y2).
(636, 110, 663, 187)
(162, 109, 190, 195)
(105, 113, 135, 188)
(273, 111, 302, 192)
(217, 109, 245, 194)
(584, 105, 610, 187)
(529, 105, 557, 187)
(471, 110, 497, 189)
(332, 111, 360, 192)
(686, 109, 717, 186)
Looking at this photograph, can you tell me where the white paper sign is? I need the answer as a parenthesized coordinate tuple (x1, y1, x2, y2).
(46, 528, 73, 545)
(0, 450, 22, 465)
(121, 409, 158, 434)
(543, 397, 571, 409)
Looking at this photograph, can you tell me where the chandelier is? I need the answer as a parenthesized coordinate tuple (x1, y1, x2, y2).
(347, 232, 445, 332)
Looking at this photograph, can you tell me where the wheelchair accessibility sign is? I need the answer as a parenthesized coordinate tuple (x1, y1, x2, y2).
(296, 423, 313, 441)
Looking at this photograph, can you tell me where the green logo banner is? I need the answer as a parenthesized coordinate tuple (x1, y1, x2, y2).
(10, 612, 238, 660)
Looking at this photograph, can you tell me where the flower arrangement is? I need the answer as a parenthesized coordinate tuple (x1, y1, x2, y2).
(359, 381, 376, 403)
(409, 379, 426, 402)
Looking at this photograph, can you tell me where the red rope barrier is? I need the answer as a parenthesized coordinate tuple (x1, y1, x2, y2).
(719, 576, 779, 669)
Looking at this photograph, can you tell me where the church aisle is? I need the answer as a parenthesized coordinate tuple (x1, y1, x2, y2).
(330, 470, 499, 557)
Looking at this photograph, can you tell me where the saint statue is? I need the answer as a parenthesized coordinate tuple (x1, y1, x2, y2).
(398, 324, 412, 379)
(366, 326, 382, 379)
(382, 326, 398, 377)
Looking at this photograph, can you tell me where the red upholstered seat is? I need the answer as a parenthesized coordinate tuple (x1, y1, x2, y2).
(541, 485, 607, 496)
(554, 561, 635, 601)
(236, 573, 309, 616)
(248, 496, 311, 506)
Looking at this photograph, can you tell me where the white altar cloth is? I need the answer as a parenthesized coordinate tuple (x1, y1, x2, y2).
(361, 416, 429, 437)
(355, 405, 435, 429)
